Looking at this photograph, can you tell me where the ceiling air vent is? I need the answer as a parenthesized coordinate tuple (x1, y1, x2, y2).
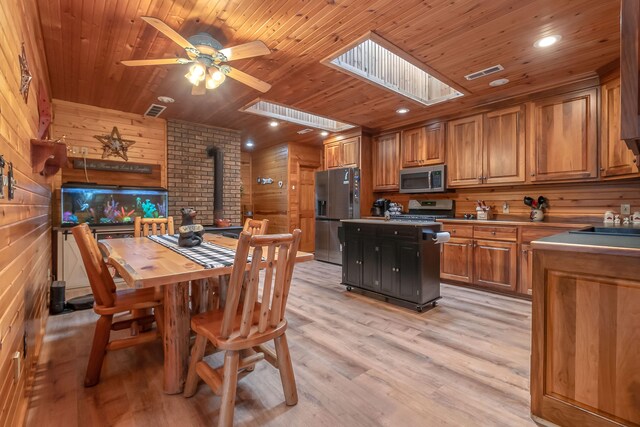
(144, 103, 167, 118)
(297, 128, 313, 134)
(464, 64, 504, 81)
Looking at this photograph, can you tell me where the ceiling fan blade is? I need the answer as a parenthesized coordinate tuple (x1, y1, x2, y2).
(191, 83, 206, 96)
(219, 41, 270, 61)
(141, 16, 197, 52)
(120, 58, 190, 66)
(225, 67, 271, 93)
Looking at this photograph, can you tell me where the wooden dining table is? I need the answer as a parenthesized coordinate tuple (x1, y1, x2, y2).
(98, 233, 314, 394)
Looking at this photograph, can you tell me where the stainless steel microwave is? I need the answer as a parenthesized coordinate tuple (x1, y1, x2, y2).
(399, 165, 446, 193)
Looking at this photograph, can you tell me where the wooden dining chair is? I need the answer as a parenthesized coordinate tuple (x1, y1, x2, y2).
(184, 229, 302, 427)
(134, 216, 175, 237)
(72, 224, 164, 387)
(242, 218, 269, 236)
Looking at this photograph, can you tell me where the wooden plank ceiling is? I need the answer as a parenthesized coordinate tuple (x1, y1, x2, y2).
(37, 0, 620, 150)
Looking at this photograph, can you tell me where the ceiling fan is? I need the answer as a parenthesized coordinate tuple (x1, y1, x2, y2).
(121, 16, 272, 95)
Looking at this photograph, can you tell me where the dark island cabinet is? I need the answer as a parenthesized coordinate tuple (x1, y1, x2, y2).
(341, 221, 442, 311)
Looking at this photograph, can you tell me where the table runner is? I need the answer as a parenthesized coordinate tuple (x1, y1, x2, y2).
(147, 234, 250, 269)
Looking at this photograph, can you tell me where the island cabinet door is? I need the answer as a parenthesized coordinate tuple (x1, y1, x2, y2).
(440, 237, 473, 283)
(343, 236, 362, 286)
(361, 238, 381, 292)
(473, 239, 517, 292)
(379, 242, 399, 297)
(396, 243, 421, 302)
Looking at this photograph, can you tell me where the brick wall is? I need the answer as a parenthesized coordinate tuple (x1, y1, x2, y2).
(167, 119, 241, 226)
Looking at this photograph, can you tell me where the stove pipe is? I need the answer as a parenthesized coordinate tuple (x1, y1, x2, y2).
(206, 145, 224, 219)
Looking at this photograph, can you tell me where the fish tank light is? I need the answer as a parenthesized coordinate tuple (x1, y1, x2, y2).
(61, 184, 168, 227)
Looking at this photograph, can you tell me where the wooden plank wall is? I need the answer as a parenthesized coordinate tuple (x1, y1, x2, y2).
(0, 0, 53, 425)
(251, 144, 289, 233)
(51, 100, 167, 188)
(240, 151, 252, 215)
(375, 179, 640, 222)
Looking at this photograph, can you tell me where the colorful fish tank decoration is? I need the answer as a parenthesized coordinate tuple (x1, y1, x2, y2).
(61, 184, 168, 226)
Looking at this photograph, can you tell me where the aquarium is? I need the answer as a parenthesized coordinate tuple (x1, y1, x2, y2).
(61, 184, 168, 226)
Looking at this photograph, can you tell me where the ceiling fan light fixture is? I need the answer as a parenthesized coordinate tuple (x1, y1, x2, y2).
(185, 63, 206, 85)
(206, 69, 226, 89)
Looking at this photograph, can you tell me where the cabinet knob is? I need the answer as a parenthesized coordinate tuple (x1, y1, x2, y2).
(478, 176, 483, 182)
(600, 167, 605, 172)
(394, 231, 398, 235)
(491, 231, 496, 235)
(530, 173, 536, 177)
(522, 249, 528, 254)
(451, 229, 456, 233)
(357, 228, 361, 232)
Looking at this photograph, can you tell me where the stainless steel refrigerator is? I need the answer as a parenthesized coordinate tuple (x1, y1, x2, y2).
(315, 167, 360, 264)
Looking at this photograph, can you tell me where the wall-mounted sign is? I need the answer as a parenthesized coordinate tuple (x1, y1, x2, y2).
(73, 158, 152, 174)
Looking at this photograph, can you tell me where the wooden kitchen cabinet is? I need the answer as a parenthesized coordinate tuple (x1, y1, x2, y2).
(600, 78, 639, 177)
(483, 106, 526, 184)
(473, 239, 518, 292)
(372, 132, 400, 191)
(528, 89, 598, 182)
(447, 115, 483, 187)
(440, 237, 473, 283)
(401, 123, 445, 168)
(518, 243, 533, 295)
(323, 136, 360, 169)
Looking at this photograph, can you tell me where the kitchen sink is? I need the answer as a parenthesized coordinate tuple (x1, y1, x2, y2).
(569, 226, 640, 236)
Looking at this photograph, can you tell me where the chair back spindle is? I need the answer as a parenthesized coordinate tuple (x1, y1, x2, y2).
(219, 230, 301, 341)
(71, 224, 116, 307)
(134, 217, 175, 237)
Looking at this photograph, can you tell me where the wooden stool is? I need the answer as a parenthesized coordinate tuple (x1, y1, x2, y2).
(184, 230, 302, 427)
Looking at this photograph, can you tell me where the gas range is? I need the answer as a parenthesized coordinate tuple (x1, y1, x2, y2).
(389, 199, 455, 223)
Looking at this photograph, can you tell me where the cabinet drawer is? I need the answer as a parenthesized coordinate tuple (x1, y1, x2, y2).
(378, 226, 419, 240)
(520, 226, 573, 244)
(345, 224, 376, 236)
(473, 225, 517, 241)
(441, 224, 473, 238)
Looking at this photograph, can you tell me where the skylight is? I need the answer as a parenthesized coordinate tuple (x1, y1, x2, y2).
(240, 100, 355, 132)
(323, 32, 464, 106)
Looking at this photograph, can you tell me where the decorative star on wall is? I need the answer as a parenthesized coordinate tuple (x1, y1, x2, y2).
(94, 126, 136, 161)
(19, 43, 32, 103)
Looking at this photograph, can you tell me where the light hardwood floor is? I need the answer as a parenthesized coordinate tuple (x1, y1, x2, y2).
(26, 261, 535, 427)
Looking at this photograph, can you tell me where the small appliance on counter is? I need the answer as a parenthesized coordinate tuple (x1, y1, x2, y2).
(370, 198, 390, 217)
(388, 199, 455, 222)
(387, 202, 403, 216)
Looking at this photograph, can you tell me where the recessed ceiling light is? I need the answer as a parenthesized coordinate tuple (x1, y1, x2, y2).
(396, 108, 410, 114)
(245, 141, 254, 148)
(269, 121, 279, 127)
(534, 35, 562, 48)
(320, 131, 329, 137)
(489, 78, 510, 87)
(157, 96, 175, 103)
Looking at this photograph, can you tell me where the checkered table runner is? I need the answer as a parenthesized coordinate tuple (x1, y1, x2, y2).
(147, 234, 250, 269)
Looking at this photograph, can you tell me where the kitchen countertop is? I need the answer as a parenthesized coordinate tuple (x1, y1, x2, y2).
(532, 225, 640, 257)
(438, 218, 592, 228)
(341, 219, 441, 227)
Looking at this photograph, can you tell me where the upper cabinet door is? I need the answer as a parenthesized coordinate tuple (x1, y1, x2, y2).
(483, 105, 526, 184)
(529, 89, 598, 182)
(372, 133, 400, 191)
(340, 137, 360, 168)
(401, 123, 445, 168)
(447, 115, 483, 187)
(601, 78, 639, 177)
(324, 142, 341, 169)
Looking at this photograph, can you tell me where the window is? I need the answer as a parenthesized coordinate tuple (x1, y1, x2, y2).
(240, 100, 355, 132)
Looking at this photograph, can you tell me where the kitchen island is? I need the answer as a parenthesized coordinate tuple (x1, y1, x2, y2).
(530, 230, 640, 426)
(340, 219, 446, 311)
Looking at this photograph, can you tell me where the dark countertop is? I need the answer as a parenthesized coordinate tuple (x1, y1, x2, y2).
(438, 218, 592, 228)
(532, 226, 640, 257)
(341, 219, 441, 227)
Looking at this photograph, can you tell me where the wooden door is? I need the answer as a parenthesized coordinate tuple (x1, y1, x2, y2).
(601, 78, 639, 177)
(447, 115, 483, 187)
(298, 166, 316, 252)
(344, 235, 362, 286)
(361, 238, 381, 292)
(379, 241, 399, 297)
(401, 127, 425, 168)
(324, 142, 341, 169)
(518, 244, 533, 296)
(340, 137, 360, 168)
(529, 89, 598, 181)
(483, 105, 526, 184)
(397, 243, 420, 301)
(372, 133, 400, 191)
(440, 237, 473, 283)
(473, 239, 517, 292)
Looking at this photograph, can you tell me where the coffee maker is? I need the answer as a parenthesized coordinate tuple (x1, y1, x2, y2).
(371, 198, 390, 217)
